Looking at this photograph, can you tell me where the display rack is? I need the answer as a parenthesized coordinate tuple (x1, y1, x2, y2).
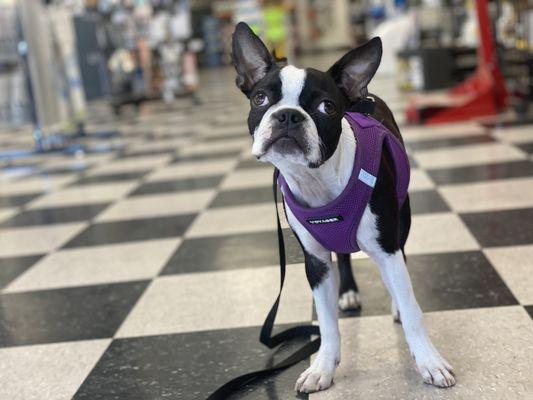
(0, 4, 30, 128)
(85, 0, 199, 115)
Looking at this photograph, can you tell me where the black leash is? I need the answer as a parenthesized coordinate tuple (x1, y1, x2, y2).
(207, 97, 376, 399)
(206, 169, 320, 400)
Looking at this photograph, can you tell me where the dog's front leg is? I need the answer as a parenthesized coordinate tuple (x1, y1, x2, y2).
(357, 207, 456, 388)
(285, 205, 340, 393)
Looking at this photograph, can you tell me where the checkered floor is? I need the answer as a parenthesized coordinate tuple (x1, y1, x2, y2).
(0, 64, 532, 400)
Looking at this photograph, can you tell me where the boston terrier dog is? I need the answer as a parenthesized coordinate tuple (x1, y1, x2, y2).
(231, 22, 455, 394)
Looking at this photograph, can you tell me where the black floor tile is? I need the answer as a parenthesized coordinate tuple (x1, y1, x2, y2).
(0, 193, 41, 208)
(130, 176, 223, 196)
(525, 305, 533, 320)
(336, 251, 517, 319)
(209, 186, 273, 208)
(516, 142, 533, 155)
(408, 251, 517, 311)
(333, 258, 392, 319)
(63, 214, 195, 248)
(406, 134, 494, 151)
(71, 172, 150, 186)
(117, 149, 176, 158)
(171, 150, 241, 163)
(38, 165, 89, 176)
(0, 255, 43, 289)
(236, 159, 273, 170)
(427, 160, 533, 185)
(74, 325, 309, 400)
(0, 281, 148, 347)
(162, 228, 304, 275)
(0, 203, 110, 227)
(409, 190, 450, 215)
(461, 208, 533, 247)
(145, 131, 194, 141)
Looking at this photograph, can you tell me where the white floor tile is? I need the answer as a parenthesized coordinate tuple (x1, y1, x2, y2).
(147, 159, 238, 181)
(186, 203, 276, 238)
(95, 190, 215, 222)
(406, 212, 479, 255)
(89, 154, 172, 174)
(201, 125, 248, 136)
(402, 122, 486, 142)
(439, 177, 533, 212)
(220, 167, 274, 190)
(492, 125, 533, 144)
(310, 307, 533, 400)
(0, 207, 17, 223)
(484, 245, 533, 304)
(0, 176, 76, 196)
(0, 339, 110, 400)
(0, 223, 87, 257)
(26, 182, 138, 208)
(179, 138, 248, 156)
(116, 264, 312, 337)
(4, 238, 180, 292)
(413, 142, 526, 169)
(409, 168, 435, 191)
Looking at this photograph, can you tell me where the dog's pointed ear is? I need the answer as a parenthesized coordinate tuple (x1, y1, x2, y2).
(232, 22, 274, 95)
(327, 37, 382, 101)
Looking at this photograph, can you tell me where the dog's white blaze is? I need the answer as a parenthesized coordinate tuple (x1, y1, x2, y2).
(279, 65, 306, 105)
(252, 65, 322, 165)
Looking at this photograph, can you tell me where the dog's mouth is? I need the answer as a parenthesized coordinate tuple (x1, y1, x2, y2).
(263, 134, 304, 155)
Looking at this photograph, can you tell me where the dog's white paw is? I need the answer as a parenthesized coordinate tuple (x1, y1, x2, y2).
(295, 352, 338, 393)
(338, 290, 361, 311)
(414, 348, 455, 388)
(391, 300, 401, 323)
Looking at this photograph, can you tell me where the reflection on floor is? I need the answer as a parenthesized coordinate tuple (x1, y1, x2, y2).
(0, 65, 532, 400)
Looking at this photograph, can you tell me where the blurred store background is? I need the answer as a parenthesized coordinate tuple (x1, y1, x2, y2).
(0, 1, 533, 400)
(0, 0, 531, 147)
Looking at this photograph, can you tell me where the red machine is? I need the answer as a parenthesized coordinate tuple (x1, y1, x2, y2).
(406, 0, 509, 124)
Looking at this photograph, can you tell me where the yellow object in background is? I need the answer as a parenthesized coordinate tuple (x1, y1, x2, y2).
(264, 6, 287, 58)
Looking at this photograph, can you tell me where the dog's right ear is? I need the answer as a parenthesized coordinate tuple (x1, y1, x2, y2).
(231, 22, 274, 96)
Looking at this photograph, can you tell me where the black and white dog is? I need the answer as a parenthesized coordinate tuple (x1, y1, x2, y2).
(231, 22, 455, 394)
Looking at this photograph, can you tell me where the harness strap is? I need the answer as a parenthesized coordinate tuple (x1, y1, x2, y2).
(206, 169, 320, 400)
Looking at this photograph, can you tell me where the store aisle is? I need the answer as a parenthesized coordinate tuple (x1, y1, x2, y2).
(0, 67, 532, 400)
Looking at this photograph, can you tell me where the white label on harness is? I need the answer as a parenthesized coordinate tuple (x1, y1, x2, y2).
(358, 169, 377, 187)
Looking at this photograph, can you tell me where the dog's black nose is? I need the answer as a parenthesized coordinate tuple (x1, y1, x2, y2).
(273, 109, 305, 125)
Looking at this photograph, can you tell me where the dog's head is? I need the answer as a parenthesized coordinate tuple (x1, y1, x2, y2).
(231, 22, 382, 168)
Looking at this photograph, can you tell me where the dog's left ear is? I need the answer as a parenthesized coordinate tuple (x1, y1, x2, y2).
(231, 22, 275, 96)
(327, 37, 382, 101)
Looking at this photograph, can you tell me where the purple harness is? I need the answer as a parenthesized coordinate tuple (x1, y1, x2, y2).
(278, 112, 410, 254)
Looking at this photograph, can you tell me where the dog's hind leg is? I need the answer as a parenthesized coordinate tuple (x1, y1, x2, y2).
(285, 204, 340, 394)
(336, 253, 361, 311)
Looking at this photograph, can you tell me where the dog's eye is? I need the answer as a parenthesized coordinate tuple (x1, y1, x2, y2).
(252, 92, 269, 107)
(318, 100, 336, 115)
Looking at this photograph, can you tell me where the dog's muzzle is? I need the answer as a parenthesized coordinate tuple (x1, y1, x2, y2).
(264, 109, 308, 153)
